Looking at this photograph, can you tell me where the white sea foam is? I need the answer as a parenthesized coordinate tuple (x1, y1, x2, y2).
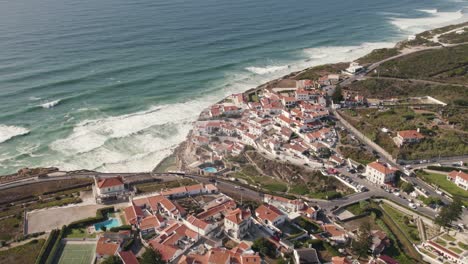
(418, 9, 438, 14)
(49, 99, 215, 172)
(391, 10, 466, 33)
(41, 8, 468, 173)
(245, 65, 290, 75)
(29, 96, 41, 101)
(40, 99, 61, 109)
(0, 125, 30, 144)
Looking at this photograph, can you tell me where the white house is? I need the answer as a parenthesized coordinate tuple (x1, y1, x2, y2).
(255, 204, 287, 231)
(447, 170, 468, 191)
(183, 215, 216, 236)
(365, 161, 398, 185)
(344, 62, 363, 75)
(224, 208, 252, 240)
(263, 194, 305, 213)
(394, 129, 424, 147)
(94, 176, 131, 204)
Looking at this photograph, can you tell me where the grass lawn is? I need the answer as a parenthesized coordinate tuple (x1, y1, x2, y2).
(381, 204, 420, 243)
(64, 227, 96, 239)
(441, 234, 456, 242)
(435, 238, 447, 246)
(343, 203, 366, 216)
(0, 239, 45, 264)
(233, 166, 287, 194)
(419, 248, 437, 259)
(458, 242, 468, 250)
(449, 247, 463, 254)
(289, 184, 309, 195)
(417, 171, 468, 205)
(56, 242, 96, 264)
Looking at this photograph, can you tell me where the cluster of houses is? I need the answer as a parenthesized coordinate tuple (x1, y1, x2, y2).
(91, 176, 337, 264)
(189, 78, 341, 168)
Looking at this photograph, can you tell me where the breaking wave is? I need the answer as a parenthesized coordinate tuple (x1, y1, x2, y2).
(391, 10, 466, 33)
(40, 99, 61, 109)
(0, 125, 30, 144)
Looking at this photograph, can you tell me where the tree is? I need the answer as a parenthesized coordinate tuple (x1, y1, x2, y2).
(252, 238, 277, 258)
(101, 226, 107, 232)
(352, 221, 372, 258)
(332, 85, 344, 103)
(435, 197, 463, 227)
(400, 182, 414, 194)
(140, 247, 165, 264)
(102, 256, 123, 264)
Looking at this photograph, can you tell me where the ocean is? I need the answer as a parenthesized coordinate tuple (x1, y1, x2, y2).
(0, 0, 467, 175)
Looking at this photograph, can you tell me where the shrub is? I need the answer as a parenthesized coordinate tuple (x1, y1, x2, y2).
(44, 226, 67, 264)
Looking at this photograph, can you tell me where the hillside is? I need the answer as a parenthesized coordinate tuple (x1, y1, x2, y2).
(370, 44, 468, 85)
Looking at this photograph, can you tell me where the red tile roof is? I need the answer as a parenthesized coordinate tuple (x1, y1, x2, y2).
(322, 224, 345, 237)
(96, 237, 120, 256)
(427, 241, 459, 259)
(139, 215, 161, 231)
(368, 161, 397, 175)
(124, 204, 143, 225)
(119, 251, 139, 264)
(255, 204, 284, 223)
(225, 208, 251, 225)
(448, 170, 468, 181)
(332, 256, 351, 264)
(97, 177, 124, 188)
(397, 130, 424, 139)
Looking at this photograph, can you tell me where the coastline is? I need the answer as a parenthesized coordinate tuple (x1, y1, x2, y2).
(1, 13, 468, 176)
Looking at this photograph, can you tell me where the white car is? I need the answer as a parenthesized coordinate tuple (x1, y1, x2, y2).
(393, 192, 400, 197)
(409, 203, 417, 209)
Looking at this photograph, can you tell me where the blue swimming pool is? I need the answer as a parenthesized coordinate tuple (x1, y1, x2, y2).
(203, 167, 217, 173)
(94, 218, 120, 231)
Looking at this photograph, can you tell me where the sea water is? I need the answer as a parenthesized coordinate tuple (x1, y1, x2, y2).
(0, 0, 467, 174)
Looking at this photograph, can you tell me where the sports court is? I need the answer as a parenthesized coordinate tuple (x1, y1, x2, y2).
(56, 242, 96, 264)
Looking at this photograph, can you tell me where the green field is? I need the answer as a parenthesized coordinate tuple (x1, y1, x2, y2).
(56, 243, 96, 264)
(417, 171, 468, 204)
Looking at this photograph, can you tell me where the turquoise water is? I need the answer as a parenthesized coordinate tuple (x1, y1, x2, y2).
(203, 167, 218, 173)
(0, 0, 467, 175)
(94, 218, 120, 231)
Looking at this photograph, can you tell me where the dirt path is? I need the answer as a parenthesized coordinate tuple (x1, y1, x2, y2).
(0, 233, 48, 251)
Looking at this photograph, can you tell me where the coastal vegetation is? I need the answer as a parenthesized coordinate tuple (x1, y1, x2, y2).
(356, 48, 400, 65)
(371, 44, 468, 85)
(295, 63, 348, 80)
(339, 107, 468, 160)
(231, 151, 352, 198)
(0, 239, 45, 264)
(439, 30, 468, 44)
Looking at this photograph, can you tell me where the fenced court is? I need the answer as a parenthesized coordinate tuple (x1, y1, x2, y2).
(56, 242, 96, 264)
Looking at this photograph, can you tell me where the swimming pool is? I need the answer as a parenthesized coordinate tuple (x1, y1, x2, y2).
(203, 167, 217, 173)
(94, 218, 120, 231)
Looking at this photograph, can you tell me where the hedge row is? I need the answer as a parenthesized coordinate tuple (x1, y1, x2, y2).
(42, 183, 92, 196)
(109, 225, 132, 232)
(35, 229, 59, 264)
(426, 166, 468, 173)
(45, 225, 67, 264)
(68, 207, 115, 229)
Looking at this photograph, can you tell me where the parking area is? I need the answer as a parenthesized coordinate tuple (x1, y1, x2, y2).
(27, 204, 105, 234)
